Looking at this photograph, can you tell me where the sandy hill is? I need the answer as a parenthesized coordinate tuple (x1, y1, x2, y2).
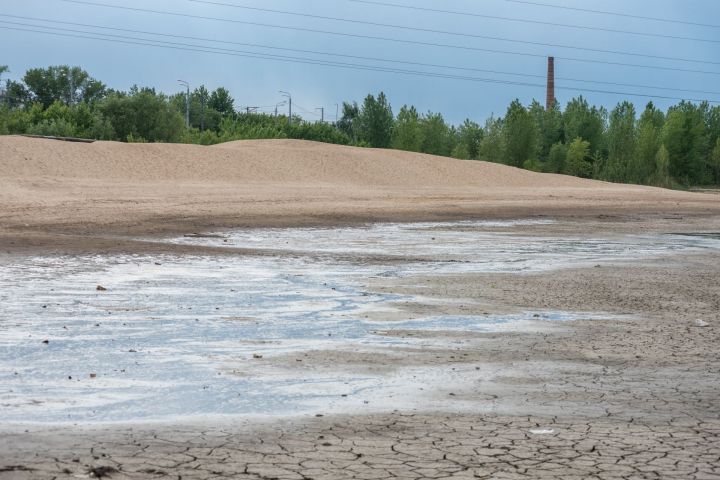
(0, 136, 717, 238)
(2, 136, 597, 188)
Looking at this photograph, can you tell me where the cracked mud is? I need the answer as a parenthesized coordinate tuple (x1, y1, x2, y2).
(2, 217, 720, 479)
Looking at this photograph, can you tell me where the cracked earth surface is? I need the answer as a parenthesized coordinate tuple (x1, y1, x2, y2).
(2, 218, 720, 479)
(2, 414, 719, 479)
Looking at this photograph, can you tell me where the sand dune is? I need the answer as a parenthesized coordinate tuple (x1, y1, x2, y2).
(1, 136, 718, 243)
(2, 136, 599, 187)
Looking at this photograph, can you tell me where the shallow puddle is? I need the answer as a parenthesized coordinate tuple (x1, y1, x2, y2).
(1, 220, 719, 423)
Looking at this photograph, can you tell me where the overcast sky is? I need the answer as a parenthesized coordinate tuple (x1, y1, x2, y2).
(2, 0, 719, 124)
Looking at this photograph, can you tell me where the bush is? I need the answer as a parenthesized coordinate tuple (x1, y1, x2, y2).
(26, 118, 77, 137)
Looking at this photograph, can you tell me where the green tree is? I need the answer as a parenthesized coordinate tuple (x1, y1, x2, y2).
(546, 142, 567, 173)
(563, 96, 606, 156)
(503, 99, 537, 167)
(100, 88, 184, 142)
(564, 137, 593, 178)
(453, 119, 483, 159)
(356, 92, 393, 148)
(530, 99, 563, 162)
(3, 79, 29, 108)
(601, 101, 637, 182)
(191, 85, 211, 131)
(662, 102, 709, 184)
(337, 101, 359, 141)
(633, 102, 665, 184)
(208, 87, 235, 116)
(649, 144, 672, 188)
(705, 105, 720, 183)
(420, 111, 454, 156)
(23, 65, 106, 108)
(392, 105, 422, 152)
(710, 138, 720, 184)
(479, 115, 505, 163)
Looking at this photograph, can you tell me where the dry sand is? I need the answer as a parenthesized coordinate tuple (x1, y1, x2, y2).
(2, 136, 720, 479)
(2, 136, 719, 251)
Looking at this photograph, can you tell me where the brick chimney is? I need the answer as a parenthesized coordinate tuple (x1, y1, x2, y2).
(546, 56, 555, 110)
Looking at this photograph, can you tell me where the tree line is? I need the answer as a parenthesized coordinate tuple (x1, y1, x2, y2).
(1, 65, 719, 187)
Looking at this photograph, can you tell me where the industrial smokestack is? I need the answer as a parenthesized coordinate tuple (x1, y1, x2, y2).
(546, 56, 555, 110)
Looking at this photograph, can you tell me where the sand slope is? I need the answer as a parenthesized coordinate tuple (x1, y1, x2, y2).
(1, 136, 718, 242)
(2, 136, 599, 187)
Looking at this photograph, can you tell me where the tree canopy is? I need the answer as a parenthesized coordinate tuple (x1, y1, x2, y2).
(2, 64, 719, 188)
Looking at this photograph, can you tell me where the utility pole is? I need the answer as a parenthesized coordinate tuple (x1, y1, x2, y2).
(178, 80, 190, 128)
(279, 90, 291, 125)
(546, 56, 555, 110)
(335, 103, 339, 123)
(0, 66, 7, 107)
(68, 68, 74, 106)
(200, 94, 206, 131)
(316, 107, 324, 123)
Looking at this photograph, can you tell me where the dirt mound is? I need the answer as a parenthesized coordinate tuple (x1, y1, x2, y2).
(1, 136, 717, 244)
(2, 136, 607, 188)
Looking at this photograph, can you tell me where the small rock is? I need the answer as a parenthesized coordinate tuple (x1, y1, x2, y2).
(694, 319, 709, 327)
(89, 373, 97, 379)
(253, 354, 263, 359)
(96, 285, 107, 291)
(41, 339, 49, 344)
(88, 465, 118, 478)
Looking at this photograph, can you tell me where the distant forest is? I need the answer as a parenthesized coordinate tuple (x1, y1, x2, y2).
(2, 65, 719, 188)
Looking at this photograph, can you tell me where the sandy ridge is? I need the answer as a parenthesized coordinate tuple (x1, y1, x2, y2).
(1, 136, 719, 250)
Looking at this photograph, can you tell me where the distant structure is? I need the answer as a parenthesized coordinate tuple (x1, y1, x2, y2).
(546, 56, 555, 110)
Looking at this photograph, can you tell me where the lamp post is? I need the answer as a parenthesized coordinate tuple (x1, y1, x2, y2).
(178, 80, 190, 128)
(279, 90, 291, 125)
(275, 100, 287, 118)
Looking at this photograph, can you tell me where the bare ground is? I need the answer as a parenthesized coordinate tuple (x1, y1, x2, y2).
(1, 138, 720, 478)
(2, 224, 720, 479)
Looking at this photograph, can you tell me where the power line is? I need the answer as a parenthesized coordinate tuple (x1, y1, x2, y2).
(504, 0, 720, 30)
(3, 15, 719, 97)
(346, 0, 720, 44)
(190, 0, 720, 55)
(49, 1, 720, 76)
(3, 25, 719, 104)
(294, 103, 321, 116)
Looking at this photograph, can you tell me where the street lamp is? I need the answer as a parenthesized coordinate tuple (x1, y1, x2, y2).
(275, 100, 287, 118)
(178, 80, 190, 128)
(279, 90, 291, 125)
